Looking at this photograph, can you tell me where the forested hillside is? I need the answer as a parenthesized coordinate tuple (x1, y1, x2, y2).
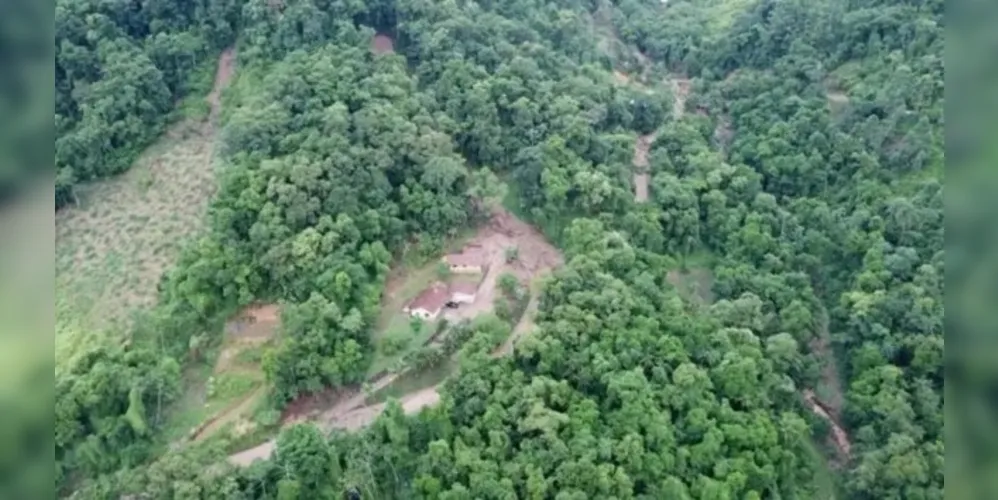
(54, 0, 241, 208)
(57, 0, 942, 497)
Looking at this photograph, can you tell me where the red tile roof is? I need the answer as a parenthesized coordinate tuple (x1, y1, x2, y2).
(407, 282, 449, 313)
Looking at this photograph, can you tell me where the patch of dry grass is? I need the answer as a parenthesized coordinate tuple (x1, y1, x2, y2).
(56, 120, 218, 362)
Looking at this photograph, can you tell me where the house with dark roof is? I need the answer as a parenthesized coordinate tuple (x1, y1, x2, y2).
(403, 282, 451, 320)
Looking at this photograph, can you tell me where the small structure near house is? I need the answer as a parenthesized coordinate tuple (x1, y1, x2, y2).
(447, 281, 478, 306)
(442, 249, 487, 275)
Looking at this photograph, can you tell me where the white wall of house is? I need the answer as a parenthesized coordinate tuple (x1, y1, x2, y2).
(451, 292, 476, 304)
(409, 307, 439, 320)
(448, 264, 482, 274)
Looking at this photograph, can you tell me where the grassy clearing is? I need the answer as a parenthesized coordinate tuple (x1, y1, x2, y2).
(56, 120, 217, 355)
(55, 55, 223, 365)
(667, 267, 716, 305)
(663, 251, 716, 305)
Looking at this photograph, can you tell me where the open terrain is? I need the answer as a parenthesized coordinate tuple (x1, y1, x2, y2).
(56, 49, 237, 363)
(666, 266, 716, 305)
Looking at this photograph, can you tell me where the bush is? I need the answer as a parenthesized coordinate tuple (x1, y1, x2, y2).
(380, 332, 410, 356)
(504, 246, 519, 263)
(498, 272, 520, 296)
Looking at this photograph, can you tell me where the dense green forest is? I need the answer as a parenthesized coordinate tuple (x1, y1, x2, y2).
(56, 0, 942, 497)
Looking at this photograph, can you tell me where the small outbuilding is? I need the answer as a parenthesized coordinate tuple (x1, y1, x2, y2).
(442, 250, 486, 275)
(447, 281, 478, 305)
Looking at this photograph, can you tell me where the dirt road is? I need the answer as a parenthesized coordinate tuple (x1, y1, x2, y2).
(208, 47, 236, 124)
(228, 380, 437, 467)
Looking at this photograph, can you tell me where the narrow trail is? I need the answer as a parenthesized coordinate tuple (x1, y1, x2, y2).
(632, 73, 687, 202)
(207, 47, 236, 125)
(806, 303, 852, 464)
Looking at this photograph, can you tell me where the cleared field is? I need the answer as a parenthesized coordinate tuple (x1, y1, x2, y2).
(56, 123, 216, 337)
(56, 49, 236, 366)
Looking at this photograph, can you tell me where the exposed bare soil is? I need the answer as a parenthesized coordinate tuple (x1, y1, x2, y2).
(804, 389, 852, 463)
(371, 34, 395, 55)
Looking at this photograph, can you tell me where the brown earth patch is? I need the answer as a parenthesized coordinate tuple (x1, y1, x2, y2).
(372, 34, 395, 55)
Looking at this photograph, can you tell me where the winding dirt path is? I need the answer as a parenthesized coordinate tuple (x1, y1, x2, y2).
(805, 304, 852, 463)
